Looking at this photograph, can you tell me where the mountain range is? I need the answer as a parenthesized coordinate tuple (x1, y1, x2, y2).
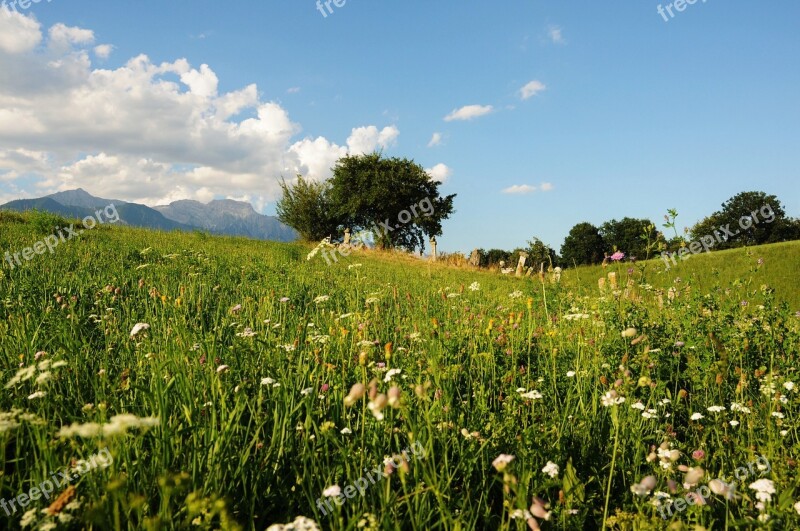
(0, 189, 297, 242)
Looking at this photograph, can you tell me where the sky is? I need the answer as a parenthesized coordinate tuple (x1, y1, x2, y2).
(0, 0, 798, 254)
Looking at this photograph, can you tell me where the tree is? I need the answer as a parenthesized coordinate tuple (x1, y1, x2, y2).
(690, 191, 790, 249)
(327, 153, 456, 251)
(276, 176, 343, 242)
(525, 237, 558, 270)
(482, 249, 511, 268)
(600, 218, 658, 260)
(561, 222, 606, 267)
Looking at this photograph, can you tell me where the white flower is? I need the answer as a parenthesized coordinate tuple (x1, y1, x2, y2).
(340, 427, 352, 435)
(347, 263, 363, 269)
(27, 391, 46, 400)
(261, 377, 275, 386)
(642, 410, 657, 419)
(313, 295, 330, 304)
(300, 387, 313, 396)
(365, 297, 380, 304)
(690, 412, 704, 421)
(492, 454, 515, 471)
(793, 500, 800, 515)
(601, 390, 625, 407)
(520, 390, 543, 400)
(20, 508, 37, 528)
(216, 365, 230, 373)
(35, 371, 51, 385)
(631, 402, 646, 411)
(771, 411, 785, 419)
(749, 478, 776, 503)
(707, 405, 726, 413)
(509, 290, 524, 299)
(383, 368, 402, 383)
(566, 371, 576, 377)
(468, 282, 480, 291)
(542, 461, 559, 478)
(729, 420, 740, 427)
(784, 381, 795, 391)
(130, 323, 150, 338)
(322, 485, 341, 497)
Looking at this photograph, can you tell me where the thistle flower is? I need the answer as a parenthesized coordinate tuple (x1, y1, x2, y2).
(344, 383, 366, 406)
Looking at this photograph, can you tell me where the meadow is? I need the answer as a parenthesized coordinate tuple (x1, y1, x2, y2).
(1, 210, 799, 530)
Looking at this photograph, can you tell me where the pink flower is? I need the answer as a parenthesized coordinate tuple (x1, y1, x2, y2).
(610, 251, 625, 261)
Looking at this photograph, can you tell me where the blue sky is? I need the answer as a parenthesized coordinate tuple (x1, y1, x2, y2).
(0, 1, 798, 254)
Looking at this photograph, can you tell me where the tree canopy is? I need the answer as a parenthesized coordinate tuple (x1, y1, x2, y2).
(278, 153, 456, 252)
(560, 222, 605, 267)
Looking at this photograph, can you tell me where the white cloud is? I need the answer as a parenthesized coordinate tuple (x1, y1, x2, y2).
(548, 25, 565, 45)
(0, 12, 401, 207)
(0, 8, 42, 53)
(426, 163, 452, 183)
(520, 80, 546, 100)
(502, 183, 554, 195)
(346, 125, 399, 155)
(427, 132, 442, 147)
(287, 87, 301, 94)
(502, 184, 537, 195)
(94, 44, 113, 59)
(444, 104, 493, 122)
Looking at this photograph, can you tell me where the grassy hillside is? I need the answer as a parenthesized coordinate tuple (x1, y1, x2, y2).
(1, 212, 799, 530)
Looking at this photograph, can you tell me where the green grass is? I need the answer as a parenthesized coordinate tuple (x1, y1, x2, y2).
(1, 212, 799, 530)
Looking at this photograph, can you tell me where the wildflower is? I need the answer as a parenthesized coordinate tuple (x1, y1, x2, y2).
(794, 501, 800, 515)
(27, 391, 46, 400)
(566, 371, 576, 377)
(300, 387, 313, 396)
(492, 454, 515, 472)
(709, 479, 735, 499)
(631, 476, 657, 496)
(261, 377, 275, 386)
(236, 328, 256, 338)
(216, 365, 230, 373)
(340, 427, 352, 435)
(690, 412, 704, 421)
(601, 390, 625, 407)
(610, 251, 625, 261)
(468, 282, 480, 291)
(621, 327, 637, 338)
(509, 290, 523, 299)
(35, 371, 51, 385)
(347, 263, 362, 270)
(5, 365, 36, 388)
(387, 386, 401, 408)
(344, 383, 366, 406)
(314, 295, 330, 304)
(707, 405, 726, 413)
(771, 411, 784, 419)
(729, 420, 740, 427)
(279, 297, 290, 302)
(365, 297, 379, 304)
(230, 304, 242, 314)
(542, 461, 559, 478)
(20, 508, 37, 528)
(367, 394, 388, 420)
(520, 390, 543, 400)
(692, 449, 705, 460)
(683, 467, 704, 488)
(784, 381, 795, 392)
(322, 485, 341, 498)
(631, 402, 646, 411)
(383, 368, 402, 383)
(730, 402, 751, 414)
(130, 323, 150, 338)
(749, 478, 776, 503)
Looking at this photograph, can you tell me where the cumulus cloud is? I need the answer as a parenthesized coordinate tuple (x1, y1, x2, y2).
(0, 8, 42, 53)
(426, 163, 452, 183)
(502, 183, 554, 195)
(0, 12, 403, 207)
(444, 104, 493, 122)
(93, 44, 113, 59)
(427, 132, 442, 147)
(519, 80, 546, 100)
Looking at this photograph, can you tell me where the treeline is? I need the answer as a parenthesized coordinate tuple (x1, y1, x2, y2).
(478, 191, 800, 269)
